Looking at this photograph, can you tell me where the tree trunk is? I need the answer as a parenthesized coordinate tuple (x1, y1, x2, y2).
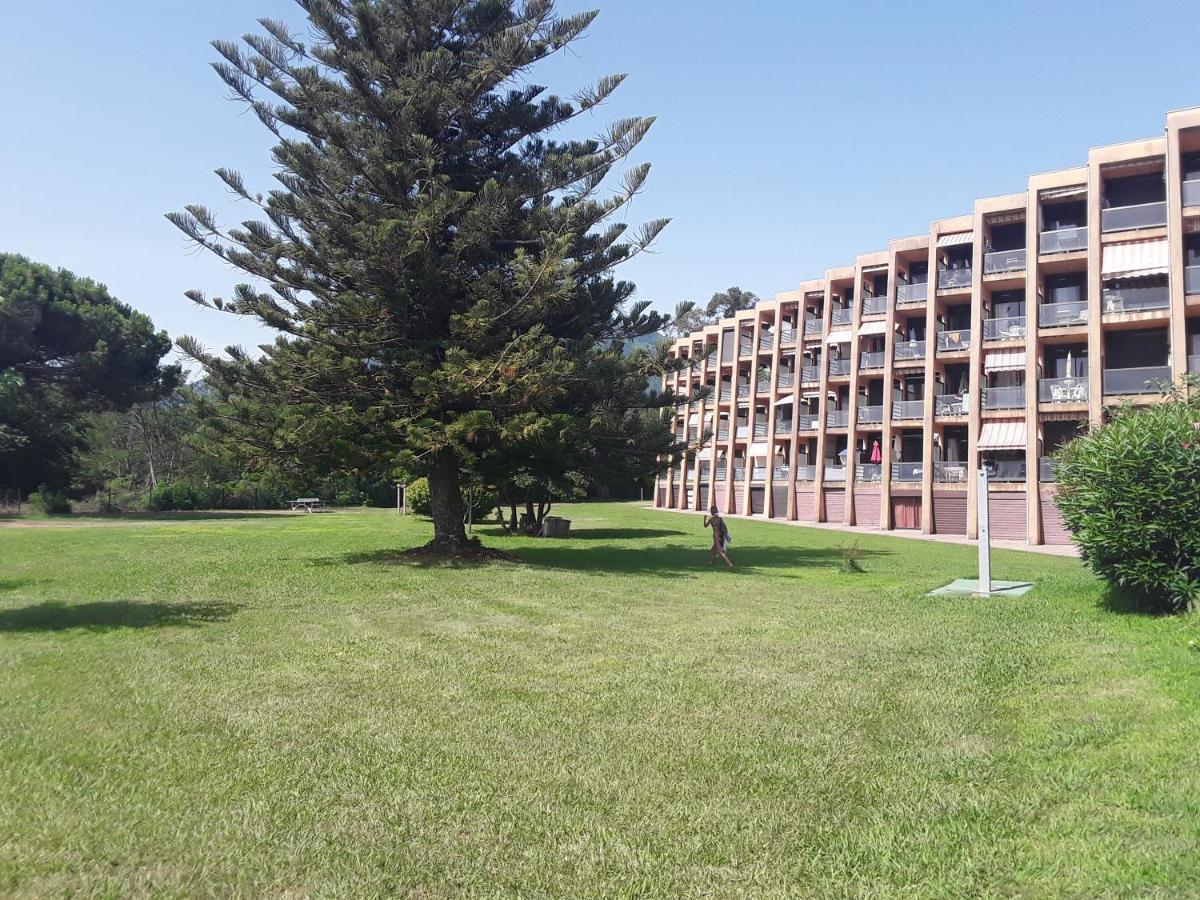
(425, 451, 470, 552)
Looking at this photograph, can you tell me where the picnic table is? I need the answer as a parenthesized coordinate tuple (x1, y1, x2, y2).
(288, 497, 327, 513)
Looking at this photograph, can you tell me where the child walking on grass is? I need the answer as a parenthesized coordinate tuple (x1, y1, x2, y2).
(704, 506, 734, 568)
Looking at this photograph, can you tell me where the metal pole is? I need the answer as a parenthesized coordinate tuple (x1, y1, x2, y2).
(977, 467, 991, 594)
(466, 487, 473, 534)
(397, 484, 401, 515)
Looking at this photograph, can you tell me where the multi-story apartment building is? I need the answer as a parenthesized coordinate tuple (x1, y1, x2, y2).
(655, 106, 1200, 546)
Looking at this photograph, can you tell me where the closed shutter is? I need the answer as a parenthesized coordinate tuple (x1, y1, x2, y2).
(750, 487, 766, 515)
(699, 485, 710, 510)
(656, 488, 666, 507)
(733, 489, 744, 514)
(1040, 490, 1073, 544)
(989, 492, 1027, 541)
(824, 489, 846, 523)
(771, 486, 788, 518)
(795, 488, 816, 522)
(933, 492, 968, 534)
(714, 486, 727, 511)
(853, 488, 881, 528)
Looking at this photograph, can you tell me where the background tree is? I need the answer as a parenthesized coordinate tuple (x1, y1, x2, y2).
(169, 0, 691, 554)
(665, 286, 760, 337)
(0, 254, 179, 495)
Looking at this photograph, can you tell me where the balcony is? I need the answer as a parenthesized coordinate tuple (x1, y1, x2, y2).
(985, 458, 1026, 481)
(937, 268, 972, 290)
(934, 393, 968, 416)
(801, 365, 821, 383)
(934, 461, 969, 484)
(823, 464, 847, 482)
(983, 248, 1026, 275)
(892, 462, 923, 483)
(894, 340, 926, 361)
(1183, 179, 1200, 208)
(751, 465, 767, 482)
(1191, 355, 1200, 374)
(715, 468, 727, 481)
(775, 419, 793, 435)
(736, 383, 750, 398)
(780, 327, 798, 346)
(863, 295, 888, 316)
(1039, 300, 1088, 328)
(716, 427, 730, 441)
(1103, 366, 1172, 395)
(859, 351, 885, 370)
(759, 334, 773, 351)
(831, 307, 853, 326)
(1103, 284, 1170, 313)
(686, 426, 698, 442)
(896, 282, 928, 304)
(1039, 457, 1057, 483)
(756, 380, 771, 395)
(857, 405, 883, 425)
(1101, 201, 1167, 233)
(826, 409, 850, 428)
(795, 464, 817, 481)
(1039, 376, 1088, 404)
(936, 329, 971, 353)
(798, 414, 819, 431)
(736, 425, 749, 439)
(753, 423, 769, 439)
(805, 315, 824, 333)
(982, 315, 1027, 342)
(733, 466, 746, 482)
(828, 358, 851, 377)
(773, 465, 790, 481)
(856, 464, 882, 483)
(893, 399, 924, 420)
(1039, 225, 1088, 255)
(739, 339, 753, 356)
(982, 385, 1026, 409)
(721, 343, 735, 363)
(1187, 266, 1200, 295)
(777, 371, 795, 389)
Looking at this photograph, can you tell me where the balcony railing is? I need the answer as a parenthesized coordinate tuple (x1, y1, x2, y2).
(756, 380, 771, 395)
(985, 459, 1027, 481)
(1039, 300, 1088, 328)
(983, 248, 1026, 274)
(716, 427, 730, 441)
(1103, 284, 1170, 313)
(936, 329, 971, 352)
(801, 365, 821, 383)
(1039, 225, 1087, 255)
(823, 464, 846, 482)
(892, 462, 923, 482)
(937, 267, 972, 290)
(795, 464, 816, 481)
(893, 399, 924, 419)
(736, 425, 749, 439)
(798, 414, 819, 431)
(934, 461, 969, 484)
(1039, 457, 1057, 483)
(1039, 376, 1088, 404)
(894, 340, 926, 361)
(857, 405, 883, 425)
(804, 315, 824, 332)
(775, 419, 793, 435)
(982, 385, 1026, 409)
(739, 339, 753, 356)
(777, 371, 795, 389)
(751, 466, 767, 482)
(826, 409, 850, 428)
(721, 343, 735, 362)
(759, 334, 773, 351)
(831, 307, 853, 326)
(686, 426, 698, 441)
(1190, 355, 1200, 374)
(753, 423, 769, 439)
(1184, 179, 1200, 208)
(859, 351, 885, 370)
(983, 315, 1027, 342)
(772, 466, 790, 481)
(1103, 365, 1172, 395)
(715, 468, 727, 481)
(780, 328, 797, 346)
(1101, 200, 1167, 233)
(828, 358, 851, 377)
(1186, 266, 1200, 295)
(856, 464, 882, 483)
(934, 393, 969, 416)
(896, 281, 928, 304)
(733, 467, 746, 482)
(863, 295, 888, 316)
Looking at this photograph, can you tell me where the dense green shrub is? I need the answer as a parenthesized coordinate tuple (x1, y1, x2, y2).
(405, 477, 493, 520)
(1055, 385, 1200, 613)
(148, 481, 289, 511)
(28, 485, 71, 515)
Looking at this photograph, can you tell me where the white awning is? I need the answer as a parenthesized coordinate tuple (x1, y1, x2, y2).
(984, 350, 1026, 372)
(858, 320, 888, 336)
(749, 442, 769, 457)
(937, 231, 973, 247)
(688, 414, 699, 424)
(1102, 239, 1168, 278)
(826, 329, 852, 344)
(862, 263, 888, 273)
(978, 420, 1028, 450)
(1040, 184, 1087, 201)
(774, 395, 793, 406)
(802, 391, 822, 399)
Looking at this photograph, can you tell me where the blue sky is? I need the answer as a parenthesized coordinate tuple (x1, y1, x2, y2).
(2, 1, 1198, 362)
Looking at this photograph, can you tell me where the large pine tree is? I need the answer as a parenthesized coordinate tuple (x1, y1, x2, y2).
(170, 0, 691, 552)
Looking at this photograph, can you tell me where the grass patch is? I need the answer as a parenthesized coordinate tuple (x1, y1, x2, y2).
(1, 503, 1198, 896)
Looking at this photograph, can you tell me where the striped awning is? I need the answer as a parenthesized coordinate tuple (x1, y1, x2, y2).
(862, 263, 888, 273)
(774, 395, 793, 406)
(988, 211, 1025, 226)
(984, 350, 1026, 372)
(1102, 238, 1168, 278)
(978, 420, 1027, 450)
(826, 329, 853, 344)
(858, 320, 889, 336)
(937, 231, 973, 247)
(1040, 184, 1087, 201)
(749, 443, 769, 457)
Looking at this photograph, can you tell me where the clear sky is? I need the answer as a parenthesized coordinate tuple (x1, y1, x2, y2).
(2, 1, 1198, 363)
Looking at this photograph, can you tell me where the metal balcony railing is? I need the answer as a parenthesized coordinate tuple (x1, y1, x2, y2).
(1190, 355, 1200, 375)
(934, 461, 969, 484)
(1103, 284, 1170, 313)
(857, 405, 884, 424)
(824, 464, 846, 482)
(777, 371, 795, 389)
(733, 466, 746, 482)
(1039, 225, 1087, 254)
(892, 399, 925, 419)
(756, 380, 771, 395)
(773, 466, 790, 481)
(983, 315, 1027, 341)
(1103, 365, 1172, 395)
(718, 387, 732, 402)
(982, 385, 1026, 409)
(896, 281, 928, 304)
(798, 414, 819, 431)
(794, 464, 816, 481)
(737, 383, 750, 398)
(1039, 300, 1088, 328)
(863, 295, 888, 316)
(1184, 179, 1200, 208)
(775, 419, 793, 434)
(716, 427, 730, 441)
(826, 409, 850, 427)
(686, 427, 698, 441)
(831, 307, 853, 326)
(801, 365, 821, 383)
(936, 329, 971, 352)
(983, 248, 1026, 274)
(751, 466, 767, 482)
(937, 268, 972, 290)
(1039, 377, 1088, 404)
(780, 327, 797, 346)
(894, 340, 926, 361)
(828, 358, 851, 377)
(753, 423, 768, 439)
(856, 464, 882, 483)
(859, 351, 885, 370)
(805, 315, 824, 332)
(1186, 266, 1200, 295)
(739, 339, 753, 356)
(1101, 201, 1167, 233)
(934, 393, 968, 416)
(715, 468, 727, 481)
(759, 334, 774, 351)
(892, 462, 923, 482)
(985, 459, 1027, 481)
(1039, 457, 1057, 483)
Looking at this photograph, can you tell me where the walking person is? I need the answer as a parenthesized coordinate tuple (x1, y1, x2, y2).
(704, 506, 734, 568)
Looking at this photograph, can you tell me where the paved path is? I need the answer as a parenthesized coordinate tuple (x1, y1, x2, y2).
(647, 505, 1081, 558)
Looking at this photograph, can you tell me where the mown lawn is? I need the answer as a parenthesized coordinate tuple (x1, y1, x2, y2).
(1, 502, 1197, 897)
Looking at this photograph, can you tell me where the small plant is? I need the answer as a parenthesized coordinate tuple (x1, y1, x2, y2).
(838, 540, 865, 574)
(28, 485, 71, 515)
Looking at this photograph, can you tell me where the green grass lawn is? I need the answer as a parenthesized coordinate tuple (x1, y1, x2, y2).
(2, 503, 1198, 897)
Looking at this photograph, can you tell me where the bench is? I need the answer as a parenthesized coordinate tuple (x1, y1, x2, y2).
(288, 497, 327, 513)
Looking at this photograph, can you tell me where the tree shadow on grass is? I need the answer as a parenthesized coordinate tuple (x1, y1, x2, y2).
(0, 600, 239, 633)
(318, 549, 512, 570)
(1097, 585, 1171, 617)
